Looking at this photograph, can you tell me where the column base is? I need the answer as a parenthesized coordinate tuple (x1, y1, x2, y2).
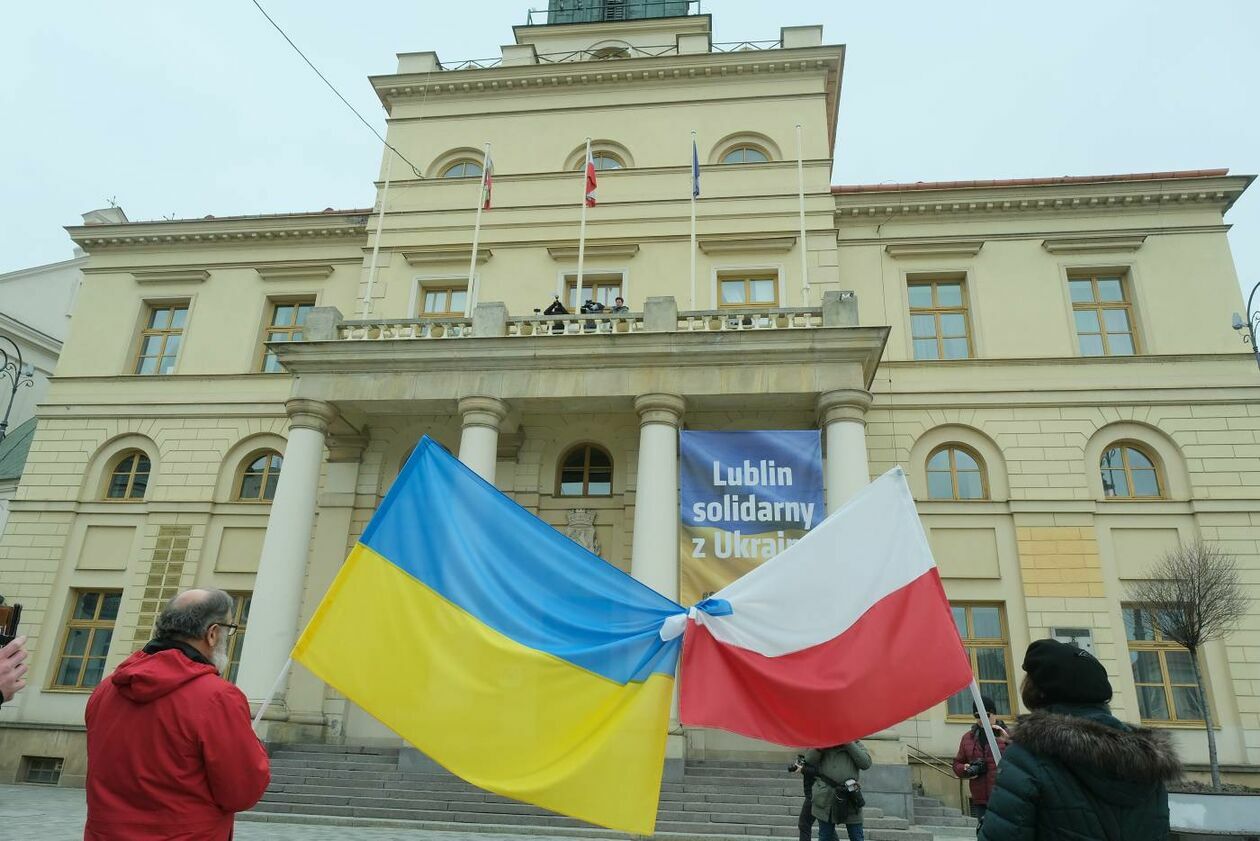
(259, 717, 332, 746)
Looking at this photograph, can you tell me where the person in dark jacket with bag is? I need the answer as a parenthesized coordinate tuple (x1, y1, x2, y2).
(85, 588, 271, 841)
(804, 741, 872, 841)
(978, 639, 1180, 841)
(952, 694, 1010, 827)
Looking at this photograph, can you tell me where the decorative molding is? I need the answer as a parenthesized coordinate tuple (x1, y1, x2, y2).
(68, 212, 371, 251)
(1041, 235, 1147, 254)
(131, 269, 209, 285)
(403, 248, 492, 266)
(564, 508, 601, 558)
(698, 235, 796, 255)
(255, 261, 336, 281)
(546, 243, 639, 261)
(884, 240, 984, 259)
(497, 430, 525, 461)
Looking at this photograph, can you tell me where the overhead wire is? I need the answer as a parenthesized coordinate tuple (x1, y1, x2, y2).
(248, 0, 425, 178)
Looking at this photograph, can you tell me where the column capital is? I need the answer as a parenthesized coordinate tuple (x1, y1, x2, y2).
(634, 393, 686, 427)
(458, 395, 509, 431)
(816, 389, 873, 426)
(285, 398, 337, 434)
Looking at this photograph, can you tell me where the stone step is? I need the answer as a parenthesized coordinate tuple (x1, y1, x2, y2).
(270, 752, 397, 766)
(918, 815, 978, 828)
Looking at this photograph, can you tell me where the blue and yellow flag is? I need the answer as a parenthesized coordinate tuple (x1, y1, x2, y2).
(293, 436, 683, 834)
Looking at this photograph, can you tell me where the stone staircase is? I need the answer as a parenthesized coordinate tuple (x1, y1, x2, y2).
(910, 795, 978, 834)
(246, 744, 956, 839)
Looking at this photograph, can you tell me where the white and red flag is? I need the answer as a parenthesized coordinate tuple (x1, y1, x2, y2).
(584, 148, 598, 207)
(677, 467, 972, 747)
(481, 150, 494, 210)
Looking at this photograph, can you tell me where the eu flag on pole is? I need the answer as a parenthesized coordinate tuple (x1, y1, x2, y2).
(293, 437, 683, 834)
(691, 139, 701, 198)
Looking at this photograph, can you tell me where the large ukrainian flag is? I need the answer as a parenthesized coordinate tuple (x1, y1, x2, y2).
(293, 436, 684, 834)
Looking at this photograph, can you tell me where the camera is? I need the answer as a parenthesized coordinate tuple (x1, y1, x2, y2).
(787, 755, 805, 773)
(965, 759, 987, 777)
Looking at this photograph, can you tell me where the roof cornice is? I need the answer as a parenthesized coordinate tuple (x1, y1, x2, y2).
(66, 210, 370, 252)
(833, 174, 1253, 221)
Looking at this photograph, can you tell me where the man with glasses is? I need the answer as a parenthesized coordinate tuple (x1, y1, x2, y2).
(85, 588, 270, 840)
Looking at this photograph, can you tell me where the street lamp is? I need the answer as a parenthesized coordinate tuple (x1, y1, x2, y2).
(1233, 282, 1260, 370)
(0, 337, 35, 444)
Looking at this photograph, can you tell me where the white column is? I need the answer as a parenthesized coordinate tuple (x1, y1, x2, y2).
(818, 389, 873, 513)
(236, 398, 336, 709)
(629, 393, 685, 600)
(458, 396, 508, 483)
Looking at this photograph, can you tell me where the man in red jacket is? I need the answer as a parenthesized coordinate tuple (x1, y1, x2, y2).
(951, 695, 1009, 830)
(85, 588, 270, 840)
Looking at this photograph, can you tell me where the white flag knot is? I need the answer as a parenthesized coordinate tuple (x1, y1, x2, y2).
(658, 598, 733, 641)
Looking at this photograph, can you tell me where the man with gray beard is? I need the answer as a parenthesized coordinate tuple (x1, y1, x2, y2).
(84, 588, 270, 840)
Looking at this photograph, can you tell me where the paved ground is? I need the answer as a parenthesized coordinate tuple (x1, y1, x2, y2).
(0, 783, 974, 840)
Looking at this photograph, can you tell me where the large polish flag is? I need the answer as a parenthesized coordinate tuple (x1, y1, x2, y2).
(678, 467, 973, 747)
(584, 148, 598, 207)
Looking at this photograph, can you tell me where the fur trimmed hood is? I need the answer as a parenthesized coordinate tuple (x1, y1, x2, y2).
(1011, 706, 1181, 785)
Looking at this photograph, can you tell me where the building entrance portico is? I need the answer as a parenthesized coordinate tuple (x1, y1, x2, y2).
(233, 295, 888, 744)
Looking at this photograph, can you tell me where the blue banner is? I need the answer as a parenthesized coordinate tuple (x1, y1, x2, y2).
(679, 430, 824, 604)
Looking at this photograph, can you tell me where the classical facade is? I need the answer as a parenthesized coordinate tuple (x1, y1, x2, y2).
(1, 5, 1258, 795)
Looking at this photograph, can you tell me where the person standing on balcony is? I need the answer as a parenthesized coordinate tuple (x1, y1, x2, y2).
(952, 694, 1009, 830)
(610, 296, 628, 313)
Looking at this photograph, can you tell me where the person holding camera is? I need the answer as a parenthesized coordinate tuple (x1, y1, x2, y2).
(788, 754, 818, 841)
(798, 742, 872, 841)
(952, 695, 1009, 828)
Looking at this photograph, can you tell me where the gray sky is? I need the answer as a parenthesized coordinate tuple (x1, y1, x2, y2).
(2, 1, 1257, 312)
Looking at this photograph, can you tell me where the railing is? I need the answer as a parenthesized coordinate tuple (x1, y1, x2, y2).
(712, 40, 783, 52)
(677, 308, 823, 332)
(525, 1, 700, 26)
(905, 743, 968, 816)
(507, 312, 646, 336)
(338, 318, 472, 340)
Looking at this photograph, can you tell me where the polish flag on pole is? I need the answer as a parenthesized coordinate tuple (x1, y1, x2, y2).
(676, 467, 973, 747)
(584, 147, 598, 207)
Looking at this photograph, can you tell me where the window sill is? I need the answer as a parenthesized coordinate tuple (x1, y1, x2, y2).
(42, 687, 95, 695)
(1141, 720, 1219, 731)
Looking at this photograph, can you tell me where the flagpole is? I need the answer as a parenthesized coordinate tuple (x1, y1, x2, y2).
(968, 678, 1004, 764)
(689, 129, 698, 312)
(361, 150, 393, 319)
(464, 142, 491, 318)
(795, 124, 810, 307)
(252, 656, 293, 729)
(576, 137, 592, 313)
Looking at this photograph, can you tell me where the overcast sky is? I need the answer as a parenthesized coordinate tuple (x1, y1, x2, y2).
(2, 1, 1257, 309)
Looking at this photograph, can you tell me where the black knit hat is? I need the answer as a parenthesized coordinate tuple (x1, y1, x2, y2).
(972, 695, 997, 716)
(1022, 639, 1112, 704)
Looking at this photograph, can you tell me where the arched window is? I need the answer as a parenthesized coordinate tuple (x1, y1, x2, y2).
(557, 444, 613, 497)
(926, 445, 987, 500)
(441, 160, 483, 179)
(1100, 443, 1163, 498)
(236, 451, 283, 502)
(720, 145, 769, 164)
(583, 152, 624, 171)
(105, 451, 150, 500)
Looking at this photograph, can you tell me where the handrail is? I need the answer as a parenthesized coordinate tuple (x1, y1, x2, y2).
(905, 743, 968, 818)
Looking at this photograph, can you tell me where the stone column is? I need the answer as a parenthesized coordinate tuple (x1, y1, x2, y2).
(629, 393, 685, 599)
(236, 398, 337, 710)
(818, 389, 873, 513)
(458, 396, 508, 483)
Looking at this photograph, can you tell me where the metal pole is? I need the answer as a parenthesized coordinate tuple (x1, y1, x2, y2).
(0, 338, 28, 444)
(795, 124, 809, 307)
(689, 130, 698, 311)
(576, 137, 592, 313)
(1245, 282, 1260, 370)
(360, 151, 394, 319)
(464, 143, 492, 318)
(968, 679, 1004, 764)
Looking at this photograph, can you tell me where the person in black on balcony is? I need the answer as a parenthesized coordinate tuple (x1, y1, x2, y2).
(539, 296, 568, 333)
(579, 298, 605, 331)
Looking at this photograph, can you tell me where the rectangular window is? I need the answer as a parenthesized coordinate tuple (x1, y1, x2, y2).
(260, 298, 315, 373)
(1069, 273, 1138, 356)
(419, 285, 468, 317)
(947, 603, 1016, 718)
(21, 756, 64, 785)
(52, 590, 121, 690)
(565, 275, 623, 310)
(134, 303, 189, 374)
(718, 273, 778, 308)
(1124, 605, 1205, 724)
(908, 278, 971, 360)
(224, 592, 252, 683)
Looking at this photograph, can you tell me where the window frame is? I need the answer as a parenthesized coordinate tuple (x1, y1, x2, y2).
(49, 590, 121, 692)
(103, 449, 151, 502)
(1123, 604, 1209, 727)
(1068, 271, 1140, 357)
(259, 296, 316, 373)
(555, 443, 614, 498)
(419, 283, 470, 317)
(576, 152, 625, 171)
(907, 277, 973, 361)
(133, 300, 190, 375)
(719, 145, 771, 165)
(947, 602, 1017, 721)
(441, 159, 483, 179)
(717, 272, 780, 309)
(1099, 441, 1165, 500)
(223, 592, 251, 683)
(563, 275, 624, 310)
(925, 444, 989, 501)
(234, 449, 284, 503)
